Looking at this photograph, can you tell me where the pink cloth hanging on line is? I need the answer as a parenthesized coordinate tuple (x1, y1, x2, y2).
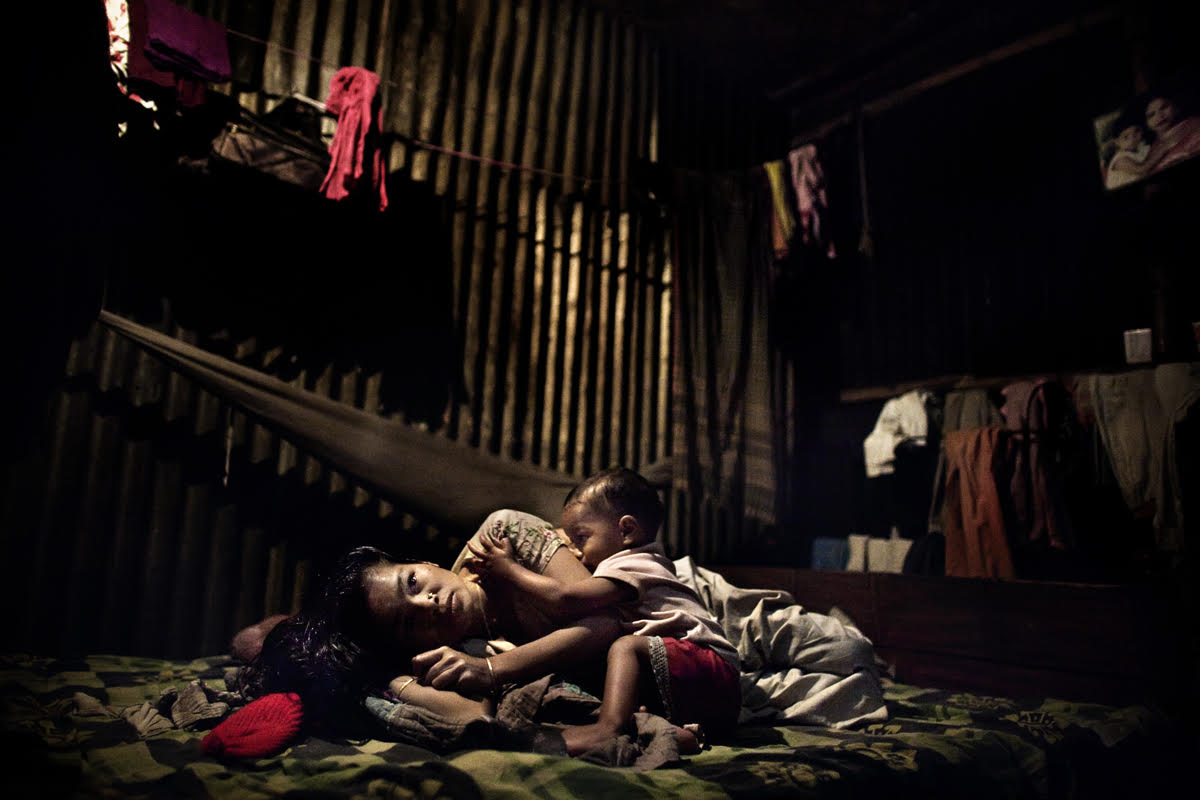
(320, 67, 389, 211)
(787, 143, 835, 259)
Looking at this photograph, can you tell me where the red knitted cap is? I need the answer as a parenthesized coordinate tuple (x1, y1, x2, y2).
(201, 692, 303, 759)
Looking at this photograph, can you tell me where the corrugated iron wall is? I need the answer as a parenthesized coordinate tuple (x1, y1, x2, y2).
(2, 0, 783, 659)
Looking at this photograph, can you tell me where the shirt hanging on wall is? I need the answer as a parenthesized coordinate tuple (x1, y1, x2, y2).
(863, 389, 933, 478)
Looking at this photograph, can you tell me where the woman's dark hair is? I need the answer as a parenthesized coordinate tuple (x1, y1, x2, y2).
(233, 545, 412, 732)
(565, 466, 666, 536)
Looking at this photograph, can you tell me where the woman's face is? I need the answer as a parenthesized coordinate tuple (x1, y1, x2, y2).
(1146, 97, 1177, 132)
(361, 561, 484, 652)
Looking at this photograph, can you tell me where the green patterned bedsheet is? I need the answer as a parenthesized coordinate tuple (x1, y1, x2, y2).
(0, 653, 1180, 799)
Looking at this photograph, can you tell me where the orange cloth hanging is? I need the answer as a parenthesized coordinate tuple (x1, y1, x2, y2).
(942, 426, 1016, 579)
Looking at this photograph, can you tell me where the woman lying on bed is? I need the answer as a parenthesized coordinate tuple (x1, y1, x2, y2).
(235, 510, 621, 730)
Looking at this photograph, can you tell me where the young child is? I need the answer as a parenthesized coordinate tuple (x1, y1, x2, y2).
(1105, 117, 1152, 189)
(467, 467, 741, 755)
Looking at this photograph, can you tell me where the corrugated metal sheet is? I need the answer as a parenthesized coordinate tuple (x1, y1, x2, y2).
(5, 0, 783, 658)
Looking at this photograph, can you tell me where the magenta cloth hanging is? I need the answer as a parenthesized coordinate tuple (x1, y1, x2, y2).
(786, 144, 836, 259)
(320, 67, 389, 212)
(142, 0, 231, 82)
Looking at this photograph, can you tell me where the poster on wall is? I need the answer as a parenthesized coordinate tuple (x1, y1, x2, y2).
(1093, 81, 1200, 190)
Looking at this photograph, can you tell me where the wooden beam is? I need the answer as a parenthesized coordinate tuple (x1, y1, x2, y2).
(786, 6, 1120, 146)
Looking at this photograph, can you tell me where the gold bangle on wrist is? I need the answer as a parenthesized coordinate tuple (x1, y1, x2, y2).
(394, 677, 416, 700)
(484, 657, 497, 698)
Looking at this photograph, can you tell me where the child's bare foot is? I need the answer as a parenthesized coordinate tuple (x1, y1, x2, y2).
(561, 721, 622, 755)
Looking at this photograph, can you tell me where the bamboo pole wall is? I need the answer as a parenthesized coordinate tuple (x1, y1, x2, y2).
(1, 0, 784, 658)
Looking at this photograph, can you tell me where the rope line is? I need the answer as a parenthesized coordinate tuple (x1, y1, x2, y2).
(225, 28, 626, 187)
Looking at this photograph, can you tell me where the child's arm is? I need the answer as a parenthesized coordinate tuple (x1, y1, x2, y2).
(466, 532, 634, 619)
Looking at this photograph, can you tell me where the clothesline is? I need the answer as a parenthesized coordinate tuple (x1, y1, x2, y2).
(224, 28, 627, 189)
(838, 362, 1176, 404)
(192, 18, 826, 237)
(392, 134, 607, 186)
(221, 26, 829, 199)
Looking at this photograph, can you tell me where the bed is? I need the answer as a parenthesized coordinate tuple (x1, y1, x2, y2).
(0, 651, 1176, 799)
(1, 564, 1184, 799)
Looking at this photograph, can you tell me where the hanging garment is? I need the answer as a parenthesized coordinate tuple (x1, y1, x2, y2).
(106, 0, 134, 83)
(786, 144, 835, 259)
(863, 389, 938, 540)
(863, 390, 932, 478)
(1000, 380, 1073, 552)
(98, 311, 576, 534)
(129, 0, 208, 107)
(1082, 369, 1166, 514)
(142, 0, 231, 82)
(321, 67, 389, 212)
(942, 426, 1016, 579)
(763, 161, 795, 261)
(1152, 362, 1200, 558)
(104, 0, 159, 122)
(927, 389, 1003, 534)
(670, 169, 779, 526)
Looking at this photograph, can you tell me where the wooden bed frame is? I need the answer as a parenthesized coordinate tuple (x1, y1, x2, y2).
(711, 566, 1181, 709)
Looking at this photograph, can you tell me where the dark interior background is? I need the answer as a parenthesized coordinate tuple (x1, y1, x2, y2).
(751, 3, 1199, 573)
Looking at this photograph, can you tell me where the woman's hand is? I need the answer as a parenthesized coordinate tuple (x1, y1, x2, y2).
(411, 646, 495, 696)
(383, 673, 493, 720)
(464, 529, 517, 578)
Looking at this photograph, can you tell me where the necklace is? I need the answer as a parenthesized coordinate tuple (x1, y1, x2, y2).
(473, 580, 497, 642)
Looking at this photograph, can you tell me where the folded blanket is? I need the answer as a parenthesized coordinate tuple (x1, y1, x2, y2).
(74, 678, 243, 739)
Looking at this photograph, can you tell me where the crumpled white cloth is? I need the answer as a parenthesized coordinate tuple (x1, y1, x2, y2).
(673, 557, 888, 729)
(863, 390, 933, 477)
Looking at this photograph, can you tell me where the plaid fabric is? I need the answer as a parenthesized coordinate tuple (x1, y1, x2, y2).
(0, 652, 1178, 798)
(671, 170, 778, 527)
